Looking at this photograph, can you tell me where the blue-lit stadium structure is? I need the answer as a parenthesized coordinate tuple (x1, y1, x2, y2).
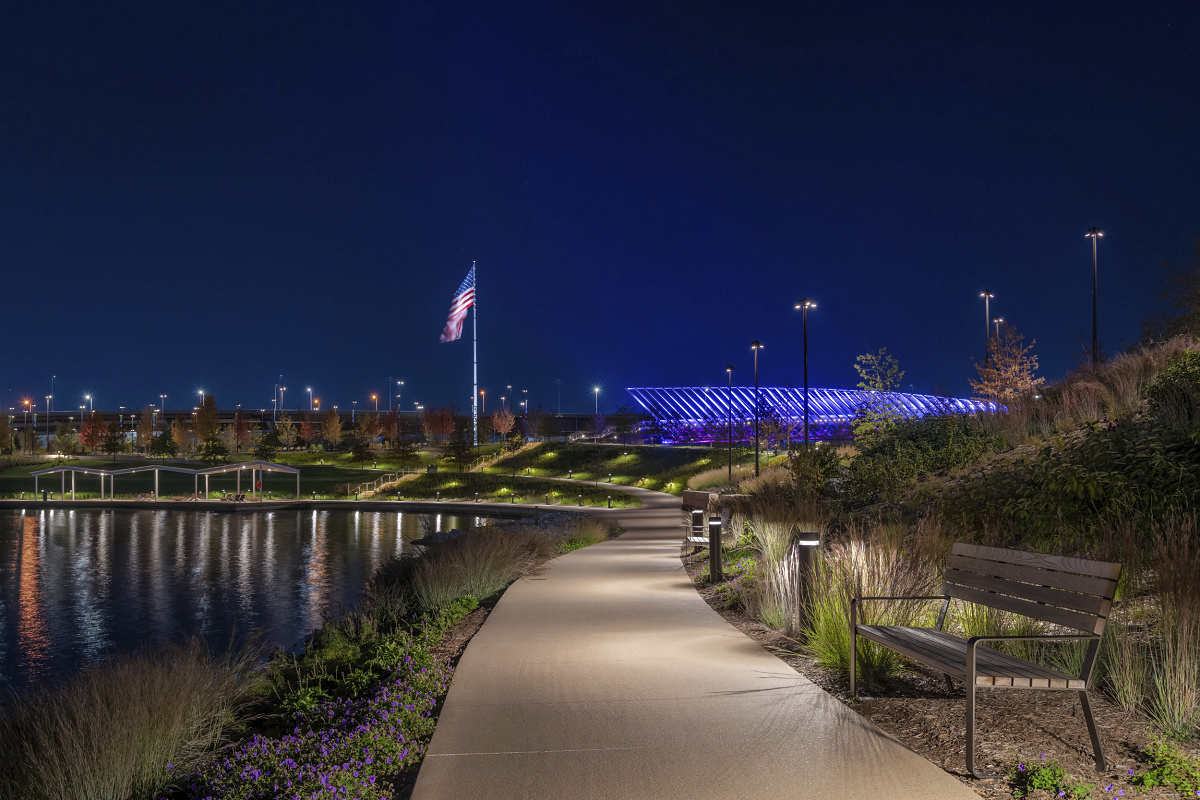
(625, 386, 993, 443)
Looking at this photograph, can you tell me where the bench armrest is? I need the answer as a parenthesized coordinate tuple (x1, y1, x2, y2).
(966, 634, 1101, 683)
(851, 595, 951, 631)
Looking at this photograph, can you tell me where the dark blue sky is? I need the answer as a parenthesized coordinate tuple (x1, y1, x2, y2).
(3, 3, 1197, 416)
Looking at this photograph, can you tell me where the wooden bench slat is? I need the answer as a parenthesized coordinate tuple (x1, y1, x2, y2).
(857, 626, 1085, 689)
(899, 627, 1066, 682)
(879, 627, 1064, 684)
(944, 584, 1106, 634)
(943, 567, 1114, 618)
(952, 543, 1121, 581)
(947, 554, 1118, 598)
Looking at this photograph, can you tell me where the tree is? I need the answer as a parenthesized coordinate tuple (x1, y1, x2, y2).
(51, 419, 77, 455)
(81, 411, 107, 453)
(171, 417, 193, 454)
(525, 407, 544, 441)
(970, 323, 1046, 404)
(301, 414, 316, 450)
(199, 433, 229, 466)
(234, 408, 251, 453)
(360, 412, 383, 445)
(321, 408, 343, 450)
(610, 405, 642, 444)
(591, 412, 607, 442)
(151, 431, 177, 458)
(350, 433, 373, 468)
(442, 418, 474, 472)
(136, 408, 155, 454)
(277, 414, 299, 450)
(219, 424, 237, 455)
(491, 407, 516, 440)
(421, 407, 454, 444)
(1142, 238, 1200, 342)
(194, 394, 220, 443)
(853, 347, 906, 441)
(102, 422, 125, 463)
(855, 347, 905, 392)
(0, 417, 13, 454)
(383, 409, 400, 445)
(254, 434, 277, 463)
(389, 435, 421, 469)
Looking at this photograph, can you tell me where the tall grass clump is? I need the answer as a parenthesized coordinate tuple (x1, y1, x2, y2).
(0, 638, 258, 800)
(803, 517, 950, 690)
(687, 463, 755, 491)
(412, 527, 554, 611)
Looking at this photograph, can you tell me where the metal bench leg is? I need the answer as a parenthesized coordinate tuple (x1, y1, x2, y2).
(849, 601, 857, 699)
(1079, 690, 1107, 771)
(943, 674, 954, 693)
(965, 679, 977, 777)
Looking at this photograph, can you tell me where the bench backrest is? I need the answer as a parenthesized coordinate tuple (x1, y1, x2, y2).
(942, 543, 1122, 635)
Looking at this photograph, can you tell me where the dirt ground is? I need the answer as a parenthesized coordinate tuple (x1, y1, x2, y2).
(681, 553, 1197, 800)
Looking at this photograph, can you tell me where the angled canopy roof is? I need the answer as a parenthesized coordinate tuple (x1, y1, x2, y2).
(625, 386, 992, 424)
(31, 460, 299, 478)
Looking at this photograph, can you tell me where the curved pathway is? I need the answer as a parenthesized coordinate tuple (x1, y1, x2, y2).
(412, 484, 977, 799)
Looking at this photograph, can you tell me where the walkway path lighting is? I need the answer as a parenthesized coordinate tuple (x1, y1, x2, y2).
(1085, 226, 1103, 368)
(794, 298, 817, 446)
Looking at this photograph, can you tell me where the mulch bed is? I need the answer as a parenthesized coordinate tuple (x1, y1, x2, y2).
(682, 553, 1197, 800)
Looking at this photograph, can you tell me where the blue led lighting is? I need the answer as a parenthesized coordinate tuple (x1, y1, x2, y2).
(625, 386, 994, 441)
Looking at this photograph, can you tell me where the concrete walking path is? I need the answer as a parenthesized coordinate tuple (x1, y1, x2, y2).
(412, 485, 978, 799)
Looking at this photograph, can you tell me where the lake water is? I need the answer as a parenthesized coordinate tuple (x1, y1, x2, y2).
(0, 507, 490, 691)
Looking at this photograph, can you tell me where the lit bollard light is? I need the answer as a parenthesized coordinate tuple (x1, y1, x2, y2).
(545, 493, 549, 505)
(607, 495, 612, 508)
(793, 534, 822, 629)
(436, 491, 440, 502)
(475, 492, 479, 503)
(708, 516, 724, 583)
(577, 493, 582, 506)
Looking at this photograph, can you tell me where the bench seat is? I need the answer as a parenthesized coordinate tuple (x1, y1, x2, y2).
(856, 625, 1085, 689)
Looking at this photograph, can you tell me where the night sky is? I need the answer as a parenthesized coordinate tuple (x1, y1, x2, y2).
(3, 3, 1198, 417)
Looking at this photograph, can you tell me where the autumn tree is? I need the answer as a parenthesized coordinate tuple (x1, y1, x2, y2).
(421, 407, 454, 444)
(0, 417, 13, 453)
(301, 414, 316, 450)
(220, 424, 237, 455)
(277, 414, 299, 450)
(383, 409, 400, 445)
(136, 408, 155, 454)
(234, 408, 251, 453)
(171, 417, 193, 454)
(194, 394, 220, 443)
(491, 407, 516, 440)
(321, 408, 344, 450)
(389, 435, 421, 468)
(360, 412, 383, 444)
(970, 323, 1046, 404)
(81, 411, 107, 453)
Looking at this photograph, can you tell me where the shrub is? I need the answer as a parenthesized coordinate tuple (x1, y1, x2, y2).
(0, 638, 259, 800)
(788, 442, 841, 497)
(1008, 755, 1094, 799)
(1132, 739, 1200, 795)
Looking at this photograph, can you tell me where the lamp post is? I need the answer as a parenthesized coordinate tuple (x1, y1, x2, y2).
(280, 386, 286, 413)
(1085, 226, 1103, 368)
(521, 400, 528, 439)
(979, 291, 994, 371)
(23, 400, 30, 455)
(371, 394, 378, 413)
(45, 396, 52, 450)
(726, 365, 734, 482)
(506, 385, 512, 411)
(480, 390, 486, 416)
(794, 298, 817, 446)
(85, 394, 93, 412)
(992, 315, 1003, 340)
(50, 376, 55, 413)
(751, 341, 763, 476)
(160, 395, 167, 430)
(307, 387, 313, 411)
(593, 386, 600, 444)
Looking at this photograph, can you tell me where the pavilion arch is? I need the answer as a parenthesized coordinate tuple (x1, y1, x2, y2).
(30, 460, 300, 501)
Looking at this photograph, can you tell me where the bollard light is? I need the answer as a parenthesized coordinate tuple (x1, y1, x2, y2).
(578, 493, 582, 506)
(436, 491, 440, 502)
(475, 492, 479, 502)
(708, 516, 724, 583)
(545, 493, 549, 505)
(607, 495, 612, 508)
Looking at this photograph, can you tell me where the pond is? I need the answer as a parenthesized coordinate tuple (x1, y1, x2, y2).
(0, 507, 491, 691)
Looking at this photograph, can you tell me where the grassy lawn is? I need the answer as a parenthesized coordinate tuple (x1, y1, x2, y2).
(481, 442, 760, 494)
(392, 472, 641, 507)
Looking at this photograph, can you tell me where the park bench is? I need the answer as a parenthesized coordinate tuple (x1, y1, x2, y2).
(850, 542, 1122, 778)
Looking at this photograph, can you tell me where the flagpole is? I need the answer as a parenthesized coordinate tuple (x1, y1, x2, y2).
(472, 261, 478, 447)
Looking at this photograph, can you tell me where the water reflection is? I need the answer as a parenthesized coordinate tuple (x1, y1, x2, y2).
(0, 508, 484, 690)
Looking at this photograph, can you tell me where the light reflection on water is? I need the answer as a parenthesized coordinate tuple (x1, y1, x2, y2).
(0, 508, 482, 691)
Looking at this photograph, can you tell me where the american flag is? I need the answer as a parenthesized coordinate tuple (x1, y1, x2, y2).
(438, 265, 475, 343)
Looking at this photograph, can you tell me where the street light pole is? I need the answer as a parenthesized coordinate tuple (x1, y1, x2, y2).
(751, 341, 763, 477)
(726, 365, 734, 482)
(795, 299, 817, 446)
(1085, 226, 1103, 368)
(992, 315, 1004, 340)
(593, 386, 600, 444)
(307, 387, 313, 411)
(980, 291, 994, 372)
